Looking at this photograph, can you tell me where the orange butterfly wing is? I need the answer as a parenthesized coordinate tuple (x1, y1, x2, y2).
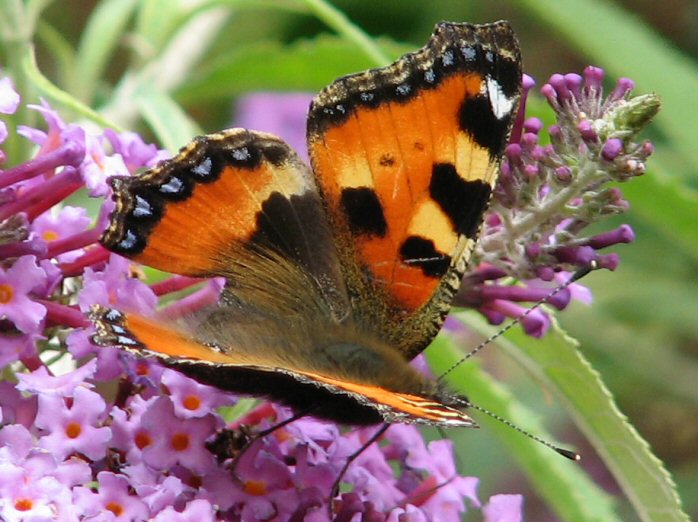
(307, 21, 521, 358)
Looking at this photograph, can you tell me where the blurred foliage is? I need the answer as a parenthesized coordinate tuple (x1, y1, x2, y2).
(1, 0, 696, 520)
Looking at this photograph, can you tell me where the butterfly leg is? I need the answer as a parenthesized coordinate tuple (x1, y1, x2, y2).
(207, 407, 312, 481)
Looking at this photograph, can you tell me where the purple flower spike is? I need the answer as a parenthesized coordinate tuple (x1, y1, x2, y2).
(523, 164, 539, 179)
(0, 137, 84, 191)
(547, 73, 569, 102)
(540, 83, 559, 109)
(152, 499, 216, 521)
(641, 141, 655, 156)
(0, 77, 20, 114)
(486, 300, 551, 338)
(577, 120, 598, 142)
(161, 369, 230, 419)
(483, 494, 523, 522)
(554, 166, 573, 183)
(534, 266, 556, 281)
(104, 129, 169, 172)
(547, 123, 562, 143)
(0, 77, 20, 146)
(583, 66, 605, 93)
(586, 224, 635, 249)
(601, 138, 624, 160)
(0, 255, 47, 334)
(522, 73, 536, 93)
(140, 397, 220, 475)
(479, 284, 568, 310)
(35, 385, 111, 461)
(564, 73, 583, 99)
(597, 252, 620, 271)
(468, 63, 657, 336)
(523, 117, 543, 134)
(0, 236, 47, 258)
(0, 166, 83, 222)
(510, 74, 536, 143)
(552, 245, 597, 265)
(609, 77, 635, 102)
(521, 132, 539, 150)
(74, 472, 150, 521)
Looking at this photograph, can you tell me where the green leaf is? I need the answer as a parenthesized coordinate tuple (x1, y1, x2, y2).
(175, 35, 409, 105)
(73, 0, 139, 102)
(518, 0, 698, 181)
(620, 171, 698, 263)
(22, 46, 122, 130)
(428, 334, 620, 522)
(299, 0, 389, 65)
(35, 19, 78, 89)
(134, 0, 184, 51)
(135, 83, 202, 151)
(453, 314, 689, 522)
(101, 6, 231, 129)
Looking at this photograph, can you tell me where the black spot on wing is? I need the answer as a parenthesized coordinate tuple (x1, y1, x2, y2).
(250, 192, 327, 265)
(340, 187, 387, 237)
(429, 163, 491, 239)
(458, 95, 513, 158)
(379, 154, 395, 167)
(250, 192, 296, 253)
(259, 140, 294, 167)
(400, 236, 451, 277)
(247, 191, 344, 309)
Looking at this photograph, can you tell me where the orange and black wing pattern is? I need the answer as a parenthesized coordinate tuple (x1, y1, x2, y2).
(100, 129, 344, 311)
(307, 21, 521, 359)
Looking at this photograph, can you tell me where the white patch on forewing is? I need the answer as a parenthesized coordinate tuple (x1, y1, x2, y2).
(484, 76, 515, 120)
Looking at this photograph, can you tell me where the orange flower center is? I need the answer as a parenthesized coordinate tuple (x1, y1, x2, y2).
(42, 230, 60, 242)
(243, 480, 267, 496)
(14, 498, 33, 511)
(106, 502, 124, 516)
(183, 395, 201, 411)
(0, 284, 14, 304)
(171, 433, 190, 452)
(134, 430, 153, 450)
(65, 422, 82, 439)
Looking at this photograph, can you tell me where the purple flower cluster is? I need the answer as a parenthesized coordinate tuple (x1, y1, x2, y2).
(0, 77, 523, 520)
(454, 69, 659, 336)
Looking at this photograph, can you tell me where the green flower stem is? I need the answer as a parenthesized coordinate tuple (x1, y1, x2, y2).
(0, 0, 36, 163)
(21, 47, 122, 131)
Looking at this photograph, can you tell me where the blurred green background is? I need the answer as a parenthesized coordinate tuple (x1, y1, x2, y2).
(2, 0, 696, 520)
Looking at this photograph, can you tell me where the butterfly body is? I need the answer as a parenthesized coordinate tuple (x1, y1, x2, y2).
(92, 21, 522, 428)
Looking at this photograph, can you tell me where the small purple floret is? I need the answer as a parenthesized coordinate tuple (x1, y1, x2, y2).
(602, 138, 624, 160)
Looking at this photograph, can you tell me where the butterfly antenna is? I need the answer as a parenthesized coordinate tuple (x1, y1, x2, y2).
(460, 398, 580, 461)
(438, 262, 597, 382)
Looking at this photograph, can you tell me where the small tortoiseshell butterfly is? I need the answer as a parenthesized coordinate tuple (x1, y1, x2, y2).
(91, 21, 522, 428)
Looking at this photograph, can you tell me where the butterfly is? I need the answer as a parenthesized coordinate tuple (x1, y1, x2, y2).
(91, 21, 522, 429)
